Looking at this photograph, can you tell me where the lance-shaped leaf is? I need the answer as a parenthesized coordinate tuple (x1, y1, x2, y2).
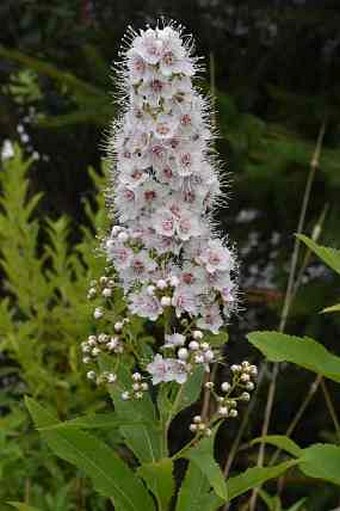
(247, 331, 340, 383)
(297, 234, 340, 275)
(184, 429, 228, 502)
(227, 461, 297, 500)
(299, 444, 340, 485)
(40, 412, 151, 431)
(251, 435, 302, 458)
(176, 462, 223, 511)
(138, 458, 175, 511)
(100, 355, 163, 463)
(25, 397, 155, 511)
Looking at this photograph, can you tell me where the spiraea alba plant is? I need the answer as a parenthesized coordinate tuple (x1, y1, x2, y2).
(26, 22, 259, 511)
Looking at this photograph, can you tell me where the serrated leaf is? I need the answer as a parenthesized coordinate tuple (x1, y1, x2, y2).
(100, 356, 163, 462)
(227, 461, 297, 500)
(247, 331, 340, 382)
(25, 397, 155, 511)
(185, 429, 228, 501)
(176, 462, 223, 511)
(138, 458, 175, 510)
(297, 234, 340, 275)
(299, 444, 340, 485)
(251, 435, 302, 458)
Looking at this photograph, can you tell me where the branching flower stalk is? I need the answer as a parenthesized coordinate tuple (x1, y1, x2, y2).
(82, 20, 256, 450)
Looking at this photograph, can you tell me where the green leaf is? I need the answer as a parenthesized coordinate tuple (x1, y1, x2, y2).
(299, 444, 340, 485)
(297, 234, 340, 275)
(204, 330, 229, 348)
(227, 461, 297, 500)
(247, 331, 340, 383)
(138, 458, 175, 511)
(25, 397, 155, 511)
(251, 435, 302, 458)
(185, 429, 228, 502)
(176, 462, 223, 511)
(40, 412, 150, 430)
(176, 365, 205, 415)
(322, 303, 340, 314)
(8, 503, 41, 511)
(100, 356, 163, 463)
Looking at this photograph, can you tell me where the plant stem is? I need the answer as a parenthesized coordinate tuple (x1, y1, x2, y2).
(267, 202, 329, 466)
(248, 119, 326, 511)
(320, 378, 340, 442)
(269, 374, 322, 466)
(201, 362, 218, 421)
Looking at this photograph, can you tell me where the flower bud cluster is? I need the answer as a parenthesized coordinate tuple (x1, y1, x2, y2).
(81, 330, 124, 365)
(86, 370, 117, 385)
(189, 415, 212, 437)
(87, 275, 116, 301)
(121, 372, 149, 400)
(199, 361, 257, 425)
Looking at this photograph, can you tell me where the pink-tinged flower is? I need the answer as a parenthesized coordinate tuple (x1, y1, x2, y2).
(153, 114, 179, 140)
(197, 304, 224, 334)
(133, 28, 164, 64)
(122, 251, 157, 285)
(164, 333, 186, 347)
(147, 354, 188, 384)
(196, 239, 233, 274)
(129, 289, 162, 321)
(221, 286, 236, 304)
(177, 212, 202, 241)
(127, 52, 147, 83)
(154, 209, 176, 237)
(172, 286, 199, 317)
(106, 240, 133, 269)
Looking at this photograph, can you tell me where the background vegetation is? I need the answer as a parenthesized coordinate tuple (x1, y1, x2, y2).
(0, 1, 339, 510)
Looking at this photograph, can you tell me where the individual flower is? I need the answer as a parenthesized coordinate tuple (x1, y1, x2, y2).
(147, 354, 188, 384)
(164, 332, 186, 347)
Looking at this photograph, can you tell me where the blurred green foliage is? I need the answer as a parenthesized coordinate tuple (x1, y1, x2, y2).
(0, 145, 110, 509)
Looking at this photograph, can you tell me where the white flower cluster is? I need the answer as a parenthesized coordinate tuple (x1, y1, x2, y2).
(102, 22, 238, 386)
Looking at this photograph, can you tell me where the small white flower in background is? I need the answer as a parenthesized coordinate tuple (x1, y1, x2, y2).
(1, 139, 14, 160)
